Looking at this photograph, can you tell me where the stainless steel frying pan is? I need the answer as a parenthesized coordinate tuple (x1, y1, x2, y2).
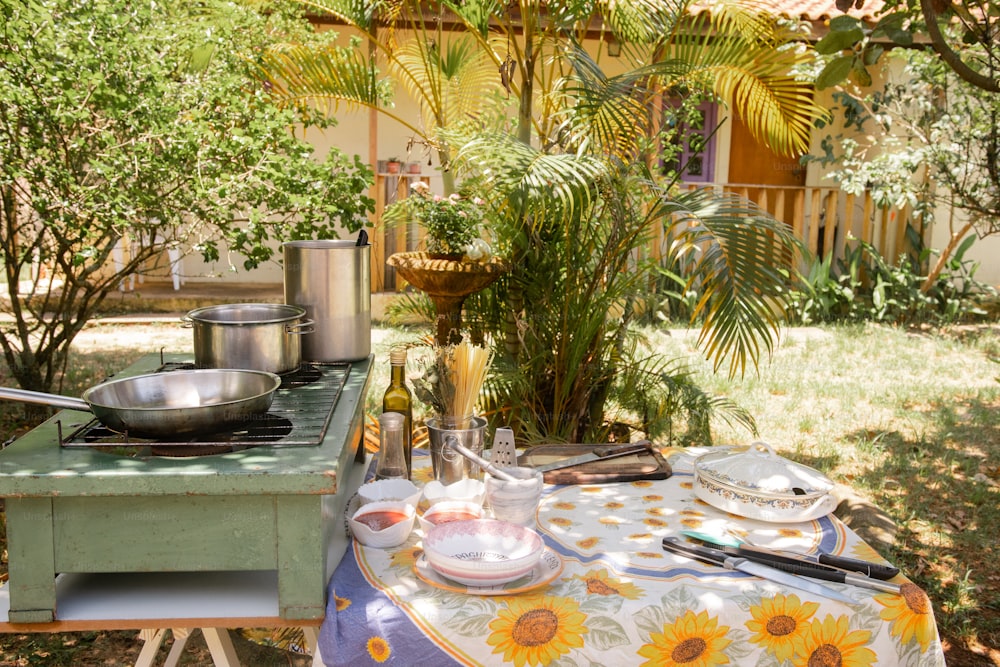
(0, 369, 281, 438)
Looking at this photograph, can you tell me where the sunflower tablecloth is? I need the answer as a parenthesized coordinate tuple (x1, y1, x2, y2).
(317, 447, 945, 666)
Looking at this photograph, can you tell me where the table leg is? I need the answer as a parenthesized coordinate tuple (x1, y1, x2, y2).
(163, 628, 192, 667)
(5, 497, 56, 622)
(202, 628, 241, 667)
(135, 629, 167, 667)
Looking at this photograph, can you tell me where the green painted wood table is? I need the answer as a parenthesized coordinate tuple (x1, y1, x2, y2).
(0, 353, 372, 625)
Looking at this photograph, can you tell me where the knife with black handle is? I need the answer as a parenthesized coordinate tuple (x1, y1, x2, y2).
(670, 537, 902, 595)
(661, 536, 857, 603)
(683, 531, 900, 580)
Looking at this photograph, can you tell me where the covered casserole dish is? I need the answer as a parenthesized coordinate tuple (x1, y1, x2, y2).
(692, 441, 838, 523)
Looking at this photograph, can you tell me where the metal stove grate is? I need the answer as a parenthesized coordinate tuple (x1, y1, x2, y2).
(62, 361, 351, 449)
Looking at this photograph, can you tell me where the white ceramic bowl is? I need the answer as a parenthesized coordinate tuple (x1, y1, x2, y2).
(417, 500, 484, 533)
(357, 478, 422, 507)
(422, 519, 544, 586)
(422, 478, 486, 507)
(349, 500, 416, 548)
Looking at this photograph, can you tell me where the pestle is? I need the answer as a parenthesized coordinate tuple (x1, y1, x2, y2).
(447, 439, 519, 481)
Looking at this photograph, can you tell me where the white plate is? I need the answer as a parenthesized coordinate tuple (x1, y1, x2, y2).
(413, 546, 563, 596)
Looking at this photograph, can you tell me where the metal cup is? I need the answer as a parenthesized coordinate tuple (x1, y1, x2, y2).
(425, 416, 486, 485)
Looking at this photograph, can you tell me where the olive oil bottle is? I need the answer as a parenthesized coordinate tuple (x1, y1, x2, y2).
(381, 347, 413, 478)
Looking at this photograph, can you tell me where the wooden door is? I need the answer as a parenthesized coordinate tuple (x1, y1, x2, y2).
(727, 113, 806, 224)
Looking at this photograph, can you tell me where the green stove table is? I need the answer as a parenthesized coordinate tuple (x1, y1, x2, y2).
(0, 353, 372, 625)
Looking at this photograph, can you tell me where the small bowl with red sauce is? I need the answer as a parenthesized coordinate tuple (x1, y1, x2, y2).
(417, 500, 484, 533)
(349, 500, 416, 548)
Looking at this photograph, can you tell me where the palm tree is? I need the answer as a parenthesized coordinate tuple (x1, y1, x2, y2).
(259, 1, 828, 441)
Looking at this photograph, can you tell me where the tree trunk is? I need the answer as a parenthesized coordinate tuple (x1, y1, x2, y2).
(920, 220, 974, 293)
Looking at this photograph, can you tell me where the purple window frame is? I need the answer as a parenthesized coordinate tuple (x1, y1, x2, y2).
(660, 100, 718, 183)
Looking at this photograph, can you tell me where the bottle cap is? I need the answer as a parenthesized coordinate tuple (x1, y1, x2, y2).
(379, 411, 405, 430)
(389, 347, 407, 365)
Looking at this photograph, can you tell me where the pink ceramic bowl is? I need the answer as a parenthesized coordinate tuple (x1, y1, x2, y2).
(422, 519, 543, 586)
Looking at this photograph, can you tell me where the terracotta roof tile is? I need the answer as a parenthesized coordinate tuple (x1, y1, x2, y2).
(692, 0, 885, 22)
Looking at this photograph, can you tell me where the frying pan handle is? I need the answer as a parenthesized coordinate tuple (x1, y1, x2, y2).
(0, 387, 93, 413)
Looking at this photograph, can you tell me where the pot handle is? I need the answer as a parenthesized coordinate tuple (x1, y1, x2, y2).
(179, 314, 193, 329)
(286, 319, 315, 335)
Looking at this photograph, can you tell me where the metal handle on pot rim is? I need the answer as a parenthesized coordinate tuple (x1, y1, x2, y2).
(285, 319, 315, 335)
(179, 314, 194, 329)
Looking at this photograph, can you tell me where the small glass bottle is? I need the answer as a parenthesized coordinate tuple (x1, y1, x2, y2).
(375, 412, 408, 480)
(381, 347, 413, 478)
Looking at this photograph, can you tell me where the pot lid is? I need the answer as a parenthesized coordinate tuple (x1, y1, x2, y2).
(693, 441, 835, 499)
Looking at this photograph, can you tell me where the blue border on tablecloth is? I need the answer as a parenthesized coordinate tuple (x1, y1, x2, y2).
(319, 545, 462, 666)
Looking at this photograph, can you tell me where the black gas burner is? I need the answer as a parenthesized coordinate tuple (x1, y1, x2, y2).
(62, 360, 350, 450)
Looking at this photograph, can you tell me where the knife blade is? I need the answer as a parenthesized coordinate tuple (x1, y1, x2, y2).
(681, 531, 900, 581)
(678, 534, 902, 595)
(662, 536, 856, 604)
(530, 442, 652, 472)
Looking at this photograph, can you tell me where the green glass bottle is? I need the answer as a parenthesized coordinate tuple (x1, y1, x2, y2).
(381, 347, 413, 478)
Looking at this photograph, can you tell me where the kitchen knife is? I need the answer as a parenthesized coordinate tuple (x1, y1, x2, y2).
(662, 536, 856, 604)
(530, 442, 652, 472)
(678, 534, 902, 595)
(682, 530, 900, 581)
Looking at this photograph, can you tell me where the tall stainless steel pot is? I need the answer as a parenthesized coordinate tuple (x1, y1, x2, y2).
(184, 303, 312, 374)
(283, 240, 371, 362)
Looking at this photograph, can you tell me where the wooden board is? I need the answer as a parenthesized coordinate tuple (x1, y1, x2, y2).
(520, 443, 671, 485)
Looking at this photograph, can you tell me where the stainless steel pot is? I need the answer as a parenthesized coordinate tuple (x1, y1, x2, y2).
(183, 303, 312, 374)
(283, 240, 371, 362)
(0, 369, 281, 438)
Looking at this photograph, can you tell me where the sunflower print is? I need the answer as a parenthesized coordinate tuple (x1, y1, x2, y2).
(643, 517, 668, 528)
(487, 594, 588, 667)
(334, 595, 351, 612)
(548, 516, 574, 528)
(745, 593, 820, 661)
(552, 501, 576, 511)
(646, 507, 668, 516)
(641, 494, 664, 502)
(576, 536, 601, 550)
(876, 582, 937, 652)
(367, 636, 391, 663)
(604, 501, 625, 510)
(389, 544, 422, 569)
(572, 568, 643, 599)
(637, 609, 732, 667)
(792, 614, 876, 667)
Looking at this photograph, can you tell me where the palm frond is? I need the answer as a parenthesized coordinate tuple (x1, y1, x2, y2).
(597, 0, 689, 44)
(661, 7, 827, 156)
(392, 36, 503, 133)
(454, 133, 607, 226)
(654, 187, 803, 378)
(259, 43, 390, 115)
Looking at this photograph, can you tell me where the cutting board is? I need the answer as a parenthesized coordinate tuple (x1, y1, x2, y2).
(520, 442, 671, 485)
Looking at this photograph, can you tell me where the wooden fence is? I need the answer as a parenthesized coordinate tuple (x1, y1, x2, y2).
(719, 183, 921, 269)
(372, 177, 923, 293)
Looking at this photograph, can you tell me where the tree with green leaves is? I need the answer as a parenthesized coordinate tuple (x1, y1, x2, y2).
(819, 0, 999, 93)
(261, 1, 826, 442)
(0, 0, 374, 394)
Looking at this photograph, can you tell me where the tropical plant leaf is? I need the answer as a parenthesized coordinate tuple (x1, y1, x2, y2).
(652, 187, 802, 378)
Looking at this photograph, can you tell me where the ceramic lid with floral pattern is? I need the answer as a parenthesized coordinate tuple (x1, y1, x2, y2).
(693, 441, 835, 500)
